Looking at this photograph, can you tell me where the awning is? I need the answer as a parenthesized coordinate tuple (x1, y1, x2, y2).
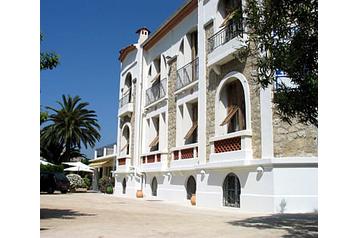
(89, 159, 113, 168)
(151, 73, 161, 83)
(220, 11, 236, 28)
(149, 135, 159, 148)
(184, 122, 198, 140)
(220, 105, 240, 126)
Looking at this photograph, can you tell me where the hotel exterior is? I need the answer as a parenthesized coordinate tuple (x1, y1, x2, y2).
(114, 0, 317, 213)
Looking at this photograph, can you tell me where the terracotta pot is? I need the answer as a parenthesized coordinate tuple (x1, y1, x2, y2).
(191, 194, 196, 206)
(136, 190, 143, 198)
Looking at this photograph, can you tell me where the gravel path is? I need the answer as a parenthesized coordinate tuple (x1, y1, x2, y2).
(40, 192, 317, 238)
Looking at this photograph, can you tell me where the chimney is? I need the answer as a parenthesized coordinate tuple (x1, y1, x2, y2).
(136, 27, 150, 44)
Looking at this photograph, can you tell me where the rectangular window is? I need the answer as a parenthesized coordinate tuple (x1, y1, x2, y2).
(184, 102, 198, 144)
(149, 116, 159, 151)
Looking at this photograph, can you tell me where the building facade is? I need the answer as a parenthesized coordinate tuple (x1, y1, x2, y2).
(90, 143, 117, 190)
(114, 0, 317, 213)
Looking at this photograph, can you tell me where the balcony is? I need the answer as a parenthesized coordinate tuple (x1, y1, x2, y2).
(140, 151, 167, 172)
(207, 20, 247, 67)
(118, 91, 134, 117)
(175, 58, 199, 93)
(209, 130, 252, 162)
(170, 144, 199, 170)
(145, 78, 167, 107)
(115, 155, 131, 173)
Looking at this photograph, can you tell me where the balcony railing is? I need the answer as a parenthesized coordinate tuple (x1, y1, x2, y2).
(176, 58, 199, 91)
(172, 144, 198, 160)
(141, 153, 161, 164)
(119, 91, 132, 107)
(208, 20, 245, 53)
(146, 78, 167, 106)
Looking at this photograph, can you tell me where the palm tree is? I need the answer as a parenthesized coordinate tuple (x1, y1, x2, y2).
(41, 95, 101, 162)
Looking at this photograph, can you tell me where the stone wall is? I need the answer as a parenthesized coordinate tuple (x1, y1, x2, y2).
(272, 111, 318, 157)
(167, 60, 177, 161)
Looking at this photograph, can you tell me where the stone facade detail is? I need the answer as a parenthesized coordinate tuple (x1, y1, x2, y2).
(167, 60, 177, 161)
(272, 111, 318, 157)
(205, 23, 262, 160)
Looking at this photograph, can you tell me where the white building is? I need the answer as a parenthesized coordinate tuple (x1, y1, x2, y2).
(114, 0, 317, 213)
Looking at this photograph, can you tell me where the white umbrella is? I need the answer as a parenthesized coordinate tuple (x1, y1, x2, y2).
(62, 162, 94, 170)
(40, 159, 54, 166)
(64, 166, 94, 173)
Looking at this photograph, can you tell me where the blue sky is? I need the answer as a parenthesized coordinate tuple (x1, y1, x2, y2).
(41, 0, 185, 159)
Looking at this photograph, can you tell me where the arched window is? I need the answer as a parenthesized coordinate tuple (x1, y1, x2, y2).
(219, 79, 246, 133)
(121, 125, 130, 155)
(223, 173, 241, 207)
(218, 0, 243, 19)
(151, 177, 158, 196)
(186, 176, 196, 200)
(124, 73, 132, 103)
(122, 178, 127, 194)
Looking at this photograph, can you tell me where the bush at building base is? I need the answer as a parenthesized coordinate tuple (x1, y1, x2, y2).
(66, 174, 85, 191)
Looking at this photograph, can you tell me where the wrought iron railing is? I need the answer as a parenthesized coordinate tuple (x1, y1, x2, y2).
(176, 57, 199, 91)
(146, 78, 167, 106)
(119, 90, 132, 107)
(207, 20, 245, 53)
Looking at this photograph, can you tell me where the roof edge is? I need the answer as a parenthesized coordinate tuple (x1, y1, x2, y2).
(142, 0, 198, 51)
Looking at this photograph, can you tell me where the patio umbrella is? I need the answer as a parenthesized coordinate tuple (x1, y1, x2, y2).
(62, 162, 94, 173)
(64, 166, 94, 173)
(62, 162, 94, 170)
(40, 159, 54, 166)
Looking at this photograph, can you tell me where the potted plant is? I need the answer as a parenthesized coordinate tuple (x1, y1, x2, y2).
(191, 194, 196, 206)
(136, 190, 143, 198)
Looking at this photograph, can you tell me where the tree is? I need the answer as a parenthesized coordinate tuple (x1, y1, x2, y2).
(40, 33, 60, 124)
(237, 0, 318, 126)
(41, 95, 101, 163)
(40, 33, 60, 71)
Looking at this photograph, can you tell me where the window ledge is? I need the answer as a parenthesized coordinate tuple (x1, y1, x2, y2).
(118, 155, 131, 159)
(170, 143, 198, 152)
(141, 150, 168, 157)
(209, 129, 252, 143)
(144, 96, 168, 110)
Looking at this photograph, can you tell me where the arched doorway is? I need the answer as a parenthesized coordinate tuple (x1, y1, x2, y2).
(122, 178, 126, 194)
(223, 173, 241, 207)
(186, 176, 196, 200)
(151, 177, 158, 196)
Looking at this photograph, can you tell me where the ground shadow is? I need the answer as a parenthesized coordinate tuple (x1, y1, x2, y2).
(227, 213, 318, 238)
(40, 208, 96, 220)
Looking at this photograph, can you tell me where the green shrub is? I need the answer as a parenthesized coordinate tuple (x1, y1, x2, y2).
(106, 186, 113, 194)
(99, 176, 114, 193)
(83, 177, 91, 189)
(40, 164, 64, 173)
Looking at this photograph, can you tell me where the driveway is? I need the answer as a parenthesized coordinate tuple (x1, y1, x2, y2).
(40, 192, 317, 238)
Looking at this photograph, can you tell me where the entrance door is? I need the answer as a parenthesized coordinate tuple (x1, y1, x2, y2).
(223, 173, 241, 207)
(151, 177, 158, 196)
(122, 178, 126, 194)
(186, 176, 196, 199)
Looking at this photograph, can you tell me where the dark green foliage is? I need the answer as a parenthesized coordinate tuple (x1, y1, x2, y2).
(106, 186, 113, 194)
(40, 111, 48, 125)
(40, 33, 60, 71)
(99, 176, 114, 193)
(40, 164, 64, 173)
(40, 95, 101, 163)
(238, 0, 318, 126)
(41, 52, 60, 70)
(83, 176, 91, 189)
